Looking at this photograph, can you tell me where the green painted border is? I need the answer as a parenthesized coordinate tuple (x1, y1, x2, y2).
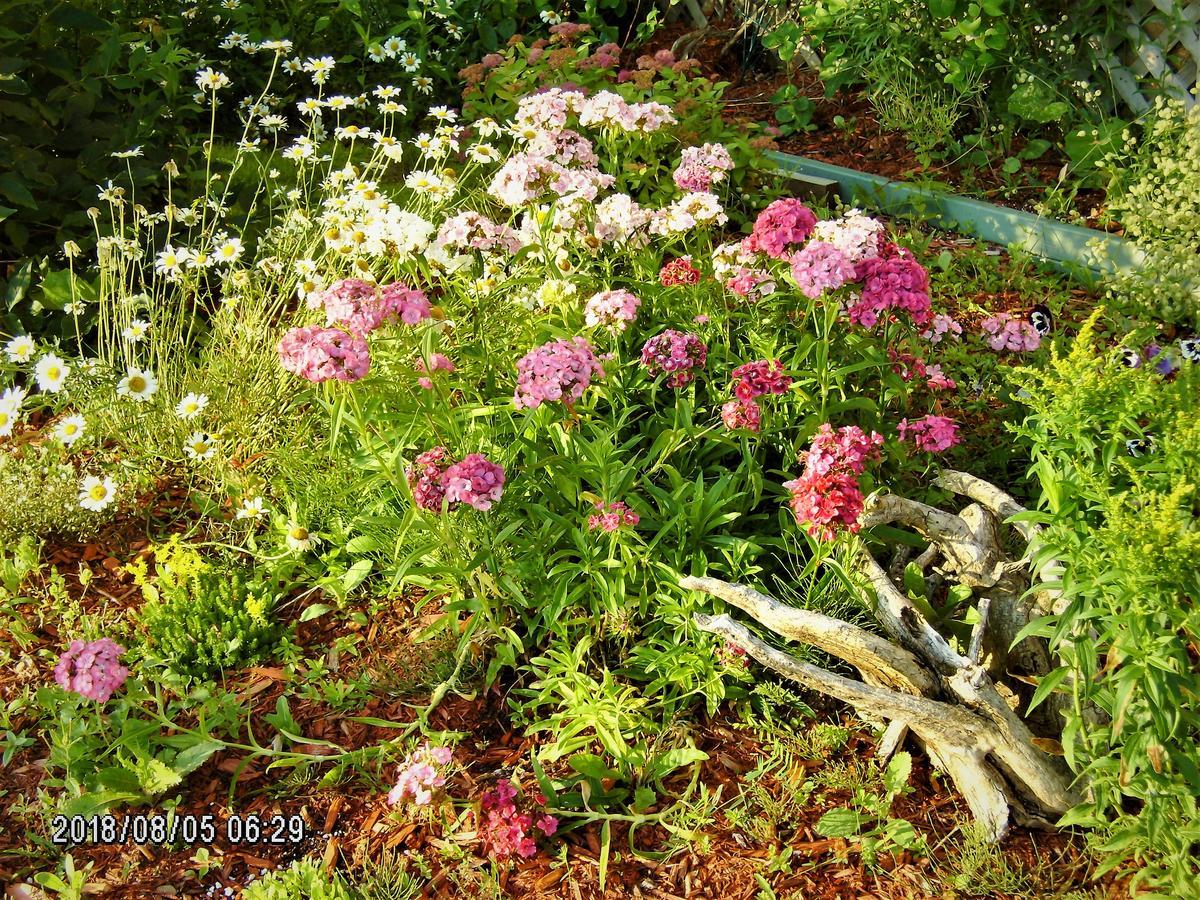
(766, 150, 1144, 284)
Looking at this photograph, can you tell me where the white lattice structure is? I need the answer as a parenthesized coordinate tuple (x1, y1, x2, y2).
(1093, 1, 1197, 111)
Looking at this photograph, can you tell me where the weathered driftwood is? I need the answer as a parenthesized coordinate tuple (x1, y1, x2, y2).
(685, 469, 1079, 841)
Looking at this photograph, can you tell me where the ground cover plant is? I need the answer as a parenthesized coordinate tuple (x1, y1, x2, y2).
(1, 7, 1198, 899)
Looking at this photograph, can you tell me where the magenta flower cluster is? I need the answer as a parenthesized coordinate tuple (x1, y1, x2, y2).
(388, 743, 453, 807)
(673, 143, 734, 193)
(54, 638, 128, 702)
(742, 199, 817, 260)
(306, 278, 430, 335)
(584, 290, 641, 332)
(731, 359, 792, 401)
(789, 241, 857, 299)
(981, 313, 1041, 352)
(641, 330, 707, 388)
(898, 415, 960, 453)
(278, 325, 371, 383)
(480, 781, 558, 861)
(513, 338, 604, 409)
(848, 246, 932, 328)
(659, 257, 702, 287)
(783, 425, 883, 541)
(406, 448, 506, 512)
(588, 500, 639, 533)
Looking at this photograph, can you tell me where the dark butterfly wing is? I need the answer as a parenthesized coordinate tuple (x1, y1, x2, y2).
(1119, 348, 1141, 368)
(1180, 336, 1200, 363)
(1126, 436, 1153, 457)
(1028, 304, 1053, 336)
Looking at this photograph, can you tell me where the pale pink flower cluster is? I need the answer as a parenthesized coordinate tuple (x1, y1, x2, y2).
(526, 128, 600, 167)
(925, 364, 956, 392)
(713, 241, 775, 300)
(921, 313, 964, 344)
(584, 290, 641, 332)
(480, 781, 558, 861)
(388, 743, 453, 807)
(416, 353, 455, 390)
(742, 198, 817, 259)
(435, 212, 522, 255)
(789, 241, 857, 299)
(898, 415, 960, 453)
(489, 152, 615, 208)
(848, 246, 932, 328)
(641, 330, 707, 388)
(406, 449, 506, 512)
(784, 425, 883, 541)
(54, 639, 128, 702)
(306, 278, 431, 335)
(721, 398, 762, 432)
(726, 267, 775, 299)
(673, 143, 734, 192)
(588, 500, 639, 532)
(513, 338, 604, 409)
(649, 192, 727, 236)
(981, 313, 1041, 352)
(513, 87, 676, 136)
(810, 210, 886, 263)
(279, 325, 370, 383)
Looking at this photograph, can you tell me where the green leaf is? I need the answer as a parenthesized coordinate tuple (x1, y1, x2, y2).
(299, 602, 334, 623)
(0, 173, 35, 208)
(136, 757, 183, 795)
(598, 819, 611, 890)
(816, 808, 865, 837)
(1026, 666, 1070, 713)
(883, 751, 912, 796)
(172, 739, 223, 777)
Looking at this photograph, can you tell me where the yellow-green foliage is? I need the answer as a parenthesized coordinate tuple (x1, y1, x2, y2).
(0, 445, 116, 543)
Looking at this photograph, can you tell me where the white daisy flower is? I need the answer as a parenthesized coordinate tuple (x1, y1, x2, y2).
(155, 245, 184, 279)
(183, 431, 216, 460)
(117, 367, 158, 402)
(78, 475, 117, 511)
(195, 67, 231, 91)
(0, 387, 26, 438)
(4, 334, 35, 363)
(34, 353, 71, 393)
(283, 57, 303, 75)
(122, 319, 150, 343)
(414, 76, 433, 95)
(285, 521, 318, 551)
(398, 52, 420, 72)
(216, 238, 244, 264)
(367, 44, 387, 63)
(54, 415, 86, 446)
(175, 392, 209, 419)
(382, 37, 405, 57)
(236, 496, 266, 520)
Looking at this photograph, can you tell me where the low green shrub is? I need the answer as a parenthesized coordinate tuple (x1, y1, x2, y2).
(241, 859, 356, 900)
(0, 445, 116, 543)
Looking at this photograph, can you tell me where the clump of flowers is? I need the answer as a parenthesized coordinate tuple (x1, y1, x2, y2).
(848, 246, 932, 328)
(513, 337, 604, 409)
(731, 359, 792, 400)
(379, 282, 432, 325)
(416, 353, 455, 390)
(584, 290, 641, 331)
(641, 330, 707, 388)
(789, 241, 857, 299)
(810, 209, 886, 263)
(784, 424, 883, 541)
(898, 415, 960, 453)
(659, 257, 701, 287)
(442, 454, 506, 511)
(406, 446, 452, 511)
(479, 781, 558, 861)
(721, 398, 762, 432)
(278, 325, 370, 383)
(672, 143, 734, 192)
(981, 313, 1041, 352)
(921, 313, 963, 344)
(54, 638, 128, 702)
(742, 198, 817, 259)
(588, 500, 639, 532)
(387, 743, 453, 807)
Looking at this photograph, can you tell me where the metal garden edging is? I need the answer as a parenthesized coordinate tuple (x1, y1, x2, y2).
(765, 150, 1146, 286)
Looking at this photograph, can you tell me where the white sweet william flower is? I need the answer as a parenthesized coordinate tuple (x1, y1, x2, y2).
(54, 415, 86, 446)
(5, 334, 36, 363)
(35, 353, 71, 393)
(79, 475, 117, 511)
(183, 431, 216, 460)
(285, 521, 318, 551)
(236, 496, 266, 520)
(175, 392, 208, 419)
(117, 367, 158, 402)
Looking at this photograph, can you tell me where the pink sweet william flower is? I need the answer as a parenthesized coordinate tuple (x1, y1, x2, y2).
(659, 257, 702, 287)
(981, 313, 1040, 352)
(388, 743, 452, 807)
(848, 246, 932, 328)
(672, 143, 734, 193)
(898, 415, 960, 453)
(921, 313, 963, 344)
(721, 398, 761, 432)
(588, 500, 639, 533)
(742, 199, 817, 260)
(925, 364, 957, 392)
(514, 338, 604, 409)
(480, 780, 558, 861)
(784, 424, 883, 541)
(406, 446, 452, 512)
(442, 454, 505, 511)
(725, 267, 775, 300)
(584, 290, 641, 332)
(416, 353, 455, 390)
(641, 330, 707, 388)
(54, 638, 128, 702)
(306, 278, 381, 335)
(789, 241, 856, 299)
(379, 282, 432, 325)
(279, 325, 370, 383)
(731, 359, 792, 400)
